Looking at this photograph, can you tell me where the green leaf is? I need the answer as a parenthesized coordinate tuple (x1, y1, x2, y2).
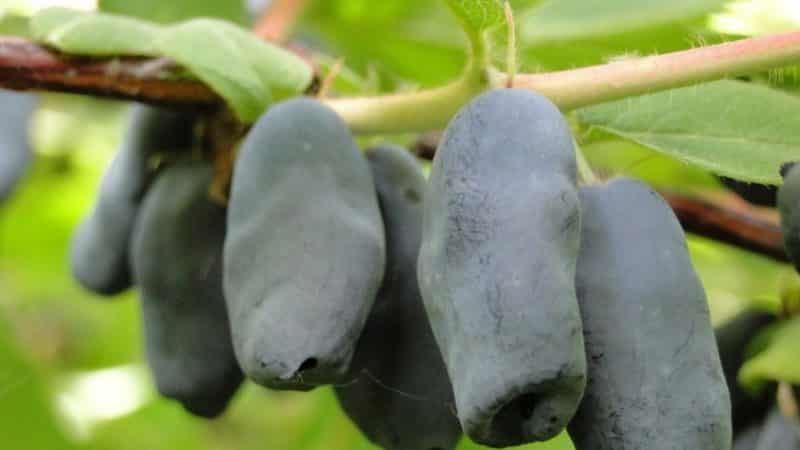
(444, 0, 505, 38)
(578, 80, 800, 184)
(30, 7, 161, 56)
(522, 0, 728, 43)
(0, 12, 31, 38)
(98, 0, 248, 25)
(155, 18, 313, 122)
(740, 317, 800, 388)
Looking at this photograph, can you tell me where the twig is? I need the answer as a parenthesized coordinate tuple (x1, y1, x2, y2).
(662, 192, 787, 262)
(253, 0, 310, 43)
(317, 58, 343, 99)
(0, 37, 220, 108)
(411, 132, 789, 263)
(504, 1, 517, 88)
(0, 37, 322, 107)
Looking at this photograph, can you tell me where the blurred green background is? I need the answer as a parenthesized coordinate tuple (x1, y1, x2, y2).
(0, 0, 797, 449)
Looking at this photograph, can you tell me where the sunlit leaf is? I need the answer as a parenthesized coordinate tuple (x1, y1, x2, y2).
(29, 9, 313, 122)
(154, 18, 313, 121)
(30, 7, 161, 56)
(710, 0, 800, 37)
(99, 0, 248, 25)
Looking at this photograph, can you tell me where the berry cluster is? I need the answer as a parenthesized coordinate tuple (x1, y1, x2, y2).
(62, 89, 800, 450)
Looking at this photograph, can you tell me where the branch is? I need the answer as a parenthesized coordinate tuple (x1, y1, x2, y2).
(0, 1, 312, 107)
(663, 192, 787, 262)
(0, 37, 220, 108)
(411, 133, 789, 263)
(3, 31, 800, 132)
(508, 32, 800, 111)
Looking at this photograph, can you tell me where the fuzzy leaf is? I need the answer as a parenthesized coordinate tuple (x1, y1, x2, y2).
(30, 7, 161, 56)
(154, 18, 313, 122)
(445, 0, 505, 38)
(578, 80, 800, 184)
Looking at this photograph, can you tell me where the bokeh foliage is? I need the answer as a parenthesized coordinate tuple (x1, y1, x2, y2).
(0, 0, 797, 449)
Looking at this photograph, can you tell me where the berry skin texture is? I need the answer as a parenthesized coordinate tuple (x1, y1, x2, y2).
(779, 164, 800, 273)
(417, 88, 587, 447)
(130, 161, 243, 418)
(754, 408, 800, 450)
(732, 426, 761, 450)
(568, 178, 732, 450)
(0, 90, 36, 203)
(224, 98, 386, 390)
(334, 145, 462, 450)
(70, 105, 196, 296)
(716, 311, 775, 435)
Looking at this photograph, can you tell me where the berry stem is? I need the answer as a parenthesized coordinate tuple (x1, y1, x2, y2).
(575, 144, 597, 185)
(326, 31, 800, 133)
(509, 31, 800, 111)
(324, 70, 489, 133)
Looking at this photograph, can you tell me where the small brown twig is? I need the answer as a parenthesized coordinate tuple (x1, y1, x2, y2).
(317, 58, 344, 99)
(0, 37, 221, 108)
(411, 132, 790, 263)
(411, 131, 442, 160)
(0, 36, 321, 108)
(205, 108, 248, 204)
(253, 0, 310, 43)
(662, 192, 787, 262)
